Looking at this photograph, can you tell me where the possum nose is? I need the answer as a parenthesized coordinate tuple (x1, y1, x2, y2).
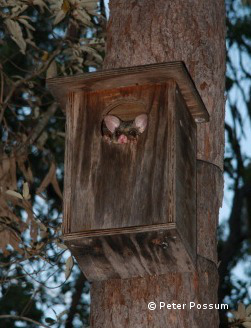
(118, 134, 128, 144)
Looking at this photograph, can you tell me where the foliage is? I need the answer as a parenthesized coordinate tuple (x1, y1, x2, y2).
(228, 303, 251, 327)
(218, 0, 251, 326)
(0, 0, 104, 327)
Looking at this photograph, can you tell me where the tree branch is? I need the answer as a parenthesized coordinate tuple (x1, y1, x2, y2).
(27, 103, 58, 147)
(0, 49, 60, 123)
(65, 272, 87, 328)
(0, 315, 49, 328)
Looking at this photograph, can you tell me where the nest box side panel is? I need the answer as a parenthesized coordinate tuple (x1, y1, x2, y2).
(175, 87, 197, 261)
(66, 81, 177, 233)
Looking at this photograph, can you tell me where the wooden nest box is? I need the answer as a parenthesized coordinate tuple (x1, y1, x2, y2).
(47, 62, 209, 281)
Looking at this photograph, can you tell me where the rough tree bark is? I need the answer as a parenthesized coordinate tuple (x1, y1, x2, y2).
(90, 1, 226, 327)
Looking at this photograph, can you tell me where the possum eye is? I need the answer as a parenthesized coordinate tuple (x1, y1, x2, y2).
(115, 130, 121, 137)
(129, 130, 137, 137)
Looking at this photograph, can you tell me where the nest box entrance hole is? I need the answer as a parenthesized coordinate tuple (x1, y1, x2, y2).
(101, 99, 148, 144)
(104, 99, 147, 121)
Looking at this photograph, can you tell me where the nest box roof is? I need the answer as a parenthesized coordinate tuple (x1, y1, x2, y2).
(47, 61, 209, 123)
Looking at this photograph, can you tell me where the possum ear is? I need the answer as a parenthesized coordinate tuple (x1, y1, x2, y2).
(134, 114, 148, 133)
(104, 115, 121, 133)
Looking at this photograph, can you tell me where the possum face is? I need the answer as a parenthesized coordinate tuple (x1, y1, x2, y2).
(102, 114, 148, 144)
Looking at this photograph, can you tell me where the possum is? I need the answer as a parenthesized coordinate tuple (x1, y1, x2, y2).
(102, 114, 148, 144)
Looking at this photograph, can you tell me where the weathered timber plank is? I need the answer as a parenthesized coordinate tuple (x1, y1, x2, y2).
(63, 223, 176, 239)
(175, 87, 197, 261)
(64, 228, 195, 281)
(47, 61, 209, 123)
(67, 83, 176, 232)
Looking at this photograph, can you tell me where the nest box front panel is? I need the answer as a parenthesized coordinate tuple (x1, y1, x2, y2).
(66, 82, 177, 233)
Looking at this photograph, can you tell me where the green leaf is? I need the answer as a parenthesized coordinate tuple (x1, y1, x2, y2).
(53, 9, 66, 25)
(4, 19, 26, 54)
(6, 190, 23, 199)
(38, 222, 47, 232)
(238, 303, 246, 320)
(23, 182, 30, 200)
(65, 256, 74, 279)
(46, 60, 57, 79)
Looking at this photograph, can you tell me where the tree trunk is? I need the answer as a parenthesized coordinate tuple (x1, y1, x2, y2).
(90, 1, 226, 327)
